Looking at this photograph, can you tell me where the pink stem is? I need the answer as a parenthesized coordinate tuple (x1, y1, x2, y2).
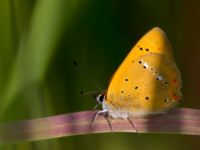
(0, 108, 200, 144)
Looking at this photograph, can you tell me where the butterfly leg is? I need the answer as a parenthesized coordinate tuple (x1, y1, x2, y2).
(105, 115, 113, 131)
(93, 104, 99, 110)
(128, 118, 139, 134)
(91, 109, 108, 128)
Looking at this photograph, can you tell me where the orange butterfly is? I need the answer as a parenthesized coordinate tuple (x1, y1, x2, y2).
(93, 27, 182, 128)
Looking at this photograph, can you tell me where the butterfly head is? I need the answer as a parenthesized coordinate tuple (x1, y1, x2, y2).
(95, 92, 106, 105)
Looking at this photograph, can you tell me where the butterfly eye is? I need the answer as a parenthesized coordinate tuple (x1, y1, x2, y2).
(96, 93, 105, 104)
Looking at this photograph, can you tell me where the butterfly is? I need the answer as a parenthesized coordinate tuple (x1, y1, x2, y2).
(93, 27, 182, 129)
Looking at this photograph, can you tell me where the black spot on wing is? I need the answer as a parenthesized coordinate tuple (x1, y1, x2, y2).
(164, 99, 169, 102)
(134, 86, 138, 90)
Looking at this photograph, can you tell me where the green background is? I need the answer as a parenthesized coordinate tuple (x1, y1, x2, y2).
(0, 0, 200, 149)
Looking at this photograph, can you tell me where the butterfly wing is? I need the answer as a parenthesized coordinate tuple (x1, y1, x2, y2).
(105, 53, 182, 115)
(104, 27, 182, 117)
(124, 27, 174, 61)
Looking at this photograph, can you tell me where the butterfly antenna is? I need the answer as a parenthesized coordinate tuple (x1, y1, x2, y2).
(80, 90, 101, 95)
(95, 84, 103, 92)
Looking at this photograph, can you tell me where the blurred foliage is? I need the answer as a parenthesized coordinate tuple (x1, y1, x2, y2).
(0, 0, 200, 149)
